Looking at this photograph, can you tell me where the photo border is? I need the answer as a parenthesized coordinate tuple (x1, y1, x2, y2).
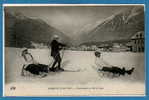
(0, 0, 148, 100)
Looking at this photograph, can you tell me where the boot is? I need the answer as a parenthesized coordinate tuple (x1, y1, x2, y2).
(49, 67, 56, 72)
(58, 67, 64, 71)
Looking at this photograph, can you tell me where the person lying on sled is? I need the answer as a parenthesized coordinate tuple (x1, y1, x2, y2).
(48, 35, 67, 71)
(21, 49, 49, 77)
(94, 50, 135, 76)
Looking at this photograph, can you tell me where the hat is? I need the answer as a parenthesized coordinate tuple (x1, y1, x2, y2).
(95, 50, 101, 58)
(52, 35, 59, 40)
(22, 48, 28, 56)
(22, 48, 28, 51)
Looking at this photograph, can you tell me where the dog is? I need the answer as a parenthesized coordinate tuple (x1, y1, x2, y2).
(98, 66, 135, 77)
(21, 64, 49, 77)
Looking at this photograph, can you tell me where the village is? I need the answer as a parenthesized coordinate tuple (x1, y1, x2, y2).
(30, 31, 144, 52)
(69, 31, 144, 52)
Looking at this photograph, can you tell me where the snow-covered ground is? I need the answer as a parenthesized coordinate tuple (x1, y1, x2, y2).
(4, 47, 145, 96)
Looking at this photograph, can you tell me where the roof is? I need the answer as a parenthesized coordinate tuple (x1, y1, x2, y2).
(130, 31, 144, 39)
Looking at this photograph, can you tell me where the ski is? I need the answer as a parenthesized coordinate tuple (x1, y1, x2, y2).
(61, 69, 82, 72)
(49, 67, 84, 72)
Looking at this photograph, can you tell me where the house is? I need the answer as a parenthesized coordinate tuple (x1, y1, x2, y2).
(128, 31, 144, 52)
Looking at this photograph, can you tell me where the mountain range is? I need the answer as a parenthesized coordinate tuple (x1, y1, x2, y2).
(5, 6, 144, 47)
(78, 6, 144, 45)
(5, 11, 71, 48)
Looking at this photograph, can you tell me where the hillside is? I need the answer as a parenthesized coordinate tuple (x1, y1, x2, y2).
(78, 6, 144, 45)
(5, 11, 71, 48)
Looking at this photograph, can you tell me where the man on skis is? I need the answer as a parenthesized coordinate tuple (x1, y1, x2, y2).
(49, 35, 67, 71)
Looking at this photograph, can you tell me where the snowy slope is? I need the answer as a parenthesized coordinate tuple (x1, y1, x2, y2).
(78, 6, 144, 44)
(4, 47, 145, 96)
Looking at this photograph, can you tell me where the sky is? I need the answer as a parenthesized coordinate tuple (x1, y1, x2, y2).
(5, 5, 139, 37)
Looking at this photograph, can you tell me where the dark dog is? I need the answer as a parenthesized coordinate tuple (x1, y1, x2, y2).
(98, 66, 134, 76)
(21, 64, 49, 76)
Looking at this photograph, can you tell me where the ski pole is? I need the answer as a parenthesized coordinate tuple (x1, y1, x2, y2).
(61, 47, 65, 59)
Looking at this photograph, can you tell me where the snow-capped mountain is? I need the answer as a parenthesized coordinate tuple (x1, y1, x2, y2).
(78, 6, 144, 45)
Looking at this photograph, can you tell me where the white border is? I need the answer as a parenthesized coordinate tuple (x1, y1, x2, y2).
(3, 5, 5, 97)
(2, 4, 145, 97)
(3, 4, 145, 6)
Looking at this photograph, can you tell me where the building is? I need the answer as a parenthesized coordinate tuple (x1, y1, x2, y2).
(111, 43, 130, 52)
(129, 31, 144, 52)
(98, 43, 113, 52)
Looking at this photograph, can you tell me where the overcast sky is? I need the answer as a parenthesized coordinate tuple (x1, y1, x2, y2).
(5, 5, 140, 37)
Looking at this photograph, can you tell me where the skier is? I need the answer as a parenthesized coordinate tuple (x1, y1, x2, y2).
(49, 35, 67, 71)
